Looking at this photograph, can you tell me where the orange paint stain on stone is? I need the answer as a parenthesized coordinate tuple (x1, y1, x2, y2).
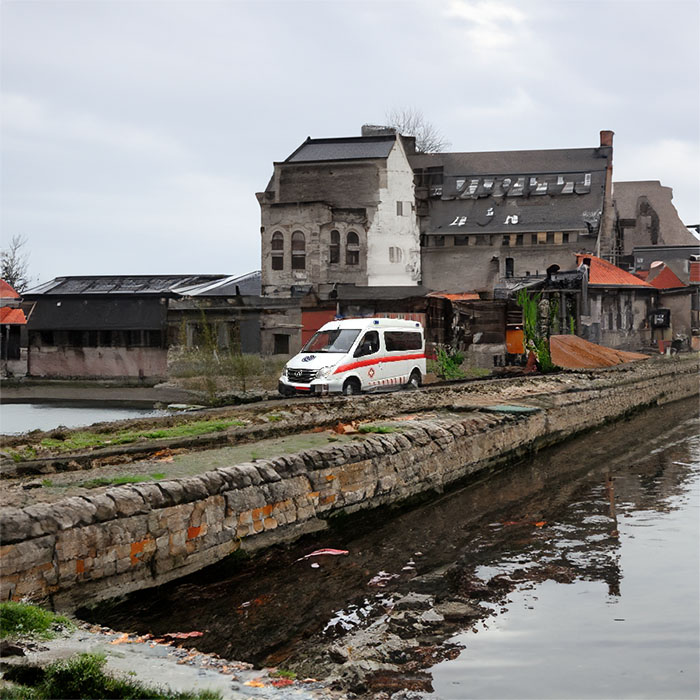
(321, 494, 337, 505)
(251, 507, 263, 521)
(325, 474, 336, 481)
(187, 526, 202, 540)
(75, 559, 85, 575)
(130, 541, 145, 566)
(262, 504, 273, 517)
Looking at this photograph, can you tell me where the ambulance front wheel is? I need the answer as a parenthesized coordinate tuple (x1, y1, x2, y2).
(342, 378, 362, 396)
(406, 370, 422, 390)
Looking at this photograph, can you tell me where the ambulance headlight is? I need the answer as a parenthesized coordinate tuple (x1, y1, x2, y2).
(317, 366, 334, 379)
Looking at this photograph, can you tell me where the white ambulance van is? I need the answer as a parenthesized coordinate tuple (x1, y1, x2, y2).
(279, 318, 426, 396)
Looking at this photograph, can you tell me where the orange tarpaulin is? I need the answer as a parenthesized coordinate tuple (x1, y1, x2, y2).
(549, 335, 648, 369)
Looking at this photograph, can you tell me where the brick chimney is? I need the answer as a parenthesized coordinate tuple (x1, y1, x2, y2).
(596, 129, 616, 262)
(600, 130, 614, 147)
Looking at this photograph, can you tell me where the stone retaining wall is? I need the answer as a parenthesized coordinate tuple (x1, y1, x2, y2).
(1, 357, 697, 610)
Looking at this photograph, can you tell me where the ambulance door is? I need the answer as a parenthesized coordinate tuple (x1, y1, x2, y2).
(352, 329, 381, 389)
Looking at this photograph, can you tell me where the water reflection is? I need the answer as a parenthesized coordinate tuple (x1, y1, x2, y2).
(83, 399, 699, 698)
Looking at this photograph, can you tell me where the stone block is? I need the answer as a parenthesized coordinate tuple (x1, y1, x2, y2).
(198, 471, 228, 495)
(84, 493, 118, 522)
(157, 480, 185, 506)
(132, 483, 168, 509)
(254, 461, 281, 483)
(0, 535, 54, 576)
(176, 477, 209, 503)
(106, 487, 149, 518)
(236, 464, 264, 486)
(0, 509, 33, 544)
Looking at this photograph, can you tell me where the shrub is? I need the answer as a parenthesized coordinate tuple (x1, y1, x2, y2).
(433, 345, 466, 380)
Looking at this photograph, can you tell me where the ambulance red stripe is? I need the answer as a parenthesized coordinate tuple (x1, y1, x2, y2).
(333, 353, 425, 374)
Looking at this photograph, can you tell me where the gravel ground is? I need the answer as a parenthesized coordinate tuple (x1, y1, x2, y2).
(1, 624, 349, 700)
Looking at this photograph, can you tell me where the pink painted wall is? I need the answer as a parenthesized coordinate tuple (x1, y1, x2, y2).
(28, 347, 167, 379)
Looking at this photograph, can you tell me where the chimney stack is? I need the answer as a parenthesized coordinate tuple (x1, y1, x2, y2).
(600, 130, 614, 148)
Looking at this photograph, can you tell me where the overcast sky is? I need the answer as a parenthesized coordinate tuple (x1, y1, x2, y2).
(2, 0, 698, 286)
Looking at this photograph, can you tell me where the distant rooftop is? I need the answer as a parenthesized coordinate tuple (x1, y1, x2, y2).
(23, 275, 227, 297)
(577, 254, 654, 288)
(284, 135, 397, 163)
(0, 280, 20, 299)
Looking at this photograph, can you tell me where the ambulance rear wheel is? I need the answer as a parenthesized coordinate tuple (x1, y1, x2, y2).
(406, 370, 422, 390)
(342, 378, 361, 396)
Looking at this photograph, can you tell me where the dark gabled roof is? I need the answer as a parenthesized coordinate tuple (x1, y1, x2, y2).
(284, 136, 396, 163)
(410, 147, 610, 176)
(412, 146, 611, 236)
(23, 275, 227, 298)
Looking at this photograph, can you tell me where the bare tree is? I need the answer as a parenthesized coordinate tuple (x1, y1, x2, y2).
(386, 107, 450, 153)
(1, 234, 32, 293)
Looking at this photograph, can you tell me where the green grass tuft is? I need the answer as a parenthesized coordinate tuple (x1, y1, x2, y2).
(0, 602, 73, 640)
(2, 652, 223, 700)
(27, 419, 248, 460)
(358, 424, 399, 434)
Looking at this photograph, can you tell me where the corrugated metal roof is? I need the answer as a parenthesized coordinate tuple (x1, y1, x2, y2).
(0, 280, 20, 299)
(577, 254, 654, 288)
(0, 307, 27, 325)
(285, 136, 395, 163)
(22, 275, 227, 297)
(174, 271, 262, 297)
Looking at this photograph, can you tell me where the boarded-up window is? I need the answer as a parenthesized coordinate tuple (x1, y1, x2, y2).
(346, 231, 360, 265)
(537, 232, 547, 244)
(330, 230, 340, 264)
(554, 231, 563, 245)
(292, 231, 306, 270)
(272, 231, 284, 270)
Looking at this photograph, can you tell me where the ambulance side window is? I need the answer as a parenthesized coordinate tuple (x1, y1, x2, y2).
(354, 330, 379, 358)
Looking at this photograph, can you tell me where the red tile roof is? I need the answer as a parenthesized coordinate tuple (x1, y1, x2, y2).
(0, 280, 20, 299)
(576, 254, 654, 288)
(647, 265, 686, 290)
(0, 307, 27, 325)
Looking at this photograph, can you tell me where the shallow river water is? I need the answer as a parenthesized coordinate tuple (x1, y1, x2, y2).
(83, 398, 700, 699)
(0, 402, 168, 435)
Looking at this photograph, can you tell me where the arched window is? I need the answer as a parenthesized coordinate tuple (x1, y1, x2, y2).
(271, 231, 284, 271)
(291, 231, 306, 270)
(330, 230, 340, 264)
(346, 231, 360, 266)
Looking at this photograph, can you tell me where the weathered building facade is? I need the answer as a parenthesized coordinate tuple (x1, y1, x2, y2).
(613, 180, 698, 258)
(258, 129, 421, 297)
(413, 131, 615, 293)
